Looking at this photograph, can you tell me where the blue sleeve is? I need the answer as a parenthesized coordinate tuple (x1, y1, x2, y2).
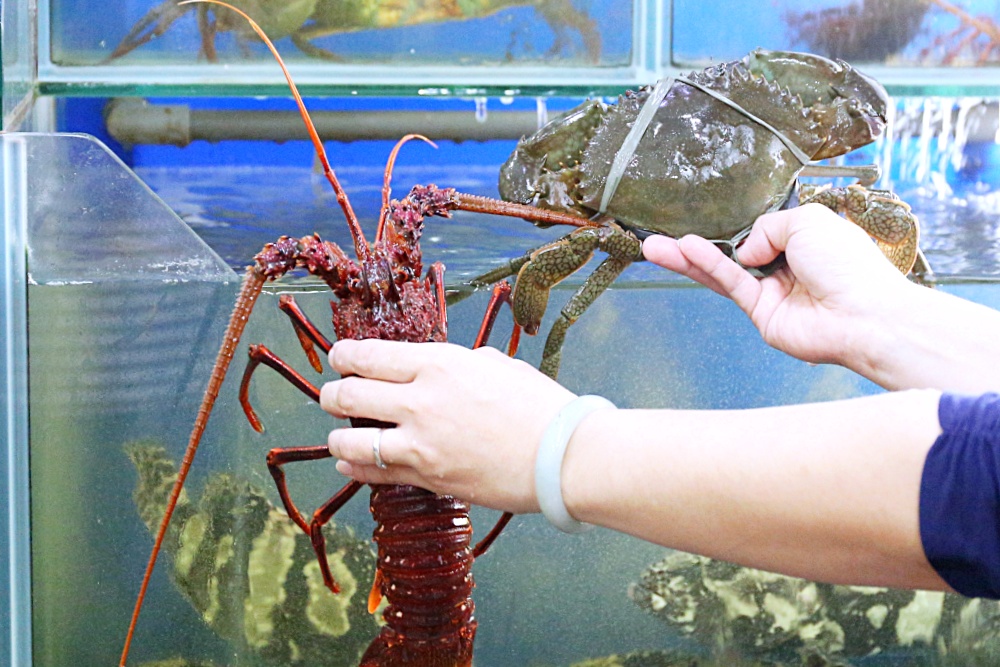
(920, 392, 1000, 599)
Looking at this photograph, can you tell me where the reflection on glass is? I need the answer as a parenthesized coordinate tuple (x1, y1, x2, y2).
(2, 0, 36, 126)
(50, 0, 632, 67)
(672, 0, 1000, 67)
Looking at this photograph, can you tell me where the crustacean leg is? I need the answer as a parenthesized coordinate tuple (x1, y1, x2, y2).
(800, 182, 932, 280)
(266, 442, 366, 594)
(289, 0, 601, 63)
(107, 0, 215, 61)
(923, 0, 1000, 65)
(278, 293, 333, 371)
(533, 0, 602, 62)
(460, 220, 643, 379)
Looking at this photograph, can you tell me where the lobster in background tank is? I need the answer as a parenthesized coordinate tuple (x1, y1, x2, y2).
(106, 0, 600, 63)
(116, 3, 595, 666)
(784, 0, 1000, 66)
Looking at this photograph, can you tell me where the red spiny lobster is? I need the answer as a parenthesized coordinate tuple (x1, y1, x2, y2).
(118, 2, 591, 666)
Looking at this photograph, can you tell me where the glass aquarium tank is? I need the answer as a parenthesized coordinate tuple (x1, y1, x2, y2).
(5, 1, 1000, 666)
(672, 0, 1000, 79)
(32, 0, 1000, 93)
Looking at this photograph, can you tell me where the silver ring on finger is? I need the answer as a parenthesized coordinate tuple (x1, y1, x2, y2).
(372, 428, 388, 470)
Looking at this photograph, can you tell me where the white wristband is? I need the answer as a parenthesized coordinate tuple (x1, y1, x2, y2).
(535, 395, 616, 533)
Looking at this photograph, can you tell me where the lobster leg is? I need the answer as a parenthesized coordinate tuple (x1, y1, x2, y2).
(266, 445, 345, 533)
(278, 293, 333, 372)
(239, 343, 321, 432)
(107, 0, 193, 60)
(265, 443, 364, 593)
(306, 469, 373, 594)
(468, 281, 517, 557)
(237, 321, 358, 592)
(472, 513, 514, 558)
(427, 262, 449, 340)
(265, 421, 390, 599)
(196, 4, 218, 61)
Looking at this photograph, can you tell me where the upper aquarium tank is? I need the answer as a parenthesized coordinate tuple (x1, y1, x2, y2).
(4, 1, 1000, 666)
(32, 0, 1000, 94)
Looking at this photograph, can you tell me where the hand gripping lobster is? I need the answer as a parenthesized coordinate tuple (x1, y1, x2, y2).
(115, 3, 595, 666)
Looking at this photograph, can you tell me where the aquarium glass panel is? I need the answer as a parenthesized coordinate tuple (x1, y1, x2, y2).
(38, 0, 1000, 94)
(24, 88, 1000, 664)
(47, 0, 632, 70)
(671, 0, 1000, 68)
(22, 133, 235, 666)
(2, 134, 33, 667)
(2, 0, 38, 128)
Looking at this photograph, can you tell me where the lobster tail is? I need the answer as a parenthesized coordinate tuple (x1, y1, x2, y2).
(362, 484, 478, 667)
(359, 628, 475, 667)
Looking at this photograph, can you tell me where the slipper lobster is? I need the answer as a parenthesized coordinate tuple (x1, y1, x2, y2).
(115, 3, 591, 666)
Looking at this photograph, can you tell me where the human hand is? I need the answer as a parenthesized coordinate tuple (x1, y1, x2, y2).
(320, 339, 577, 513)
(642, 203, 914, 367)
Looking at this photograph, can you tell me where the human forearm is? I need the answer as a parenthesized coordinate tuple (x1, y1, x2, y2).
(561, 388, 950, 591)
(847, 283, 1000, 393)
(323, 340, 960, 592)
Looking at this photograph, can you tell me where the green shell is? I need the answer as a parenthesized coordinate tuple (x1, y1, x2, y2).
(499, 49, 890, 241)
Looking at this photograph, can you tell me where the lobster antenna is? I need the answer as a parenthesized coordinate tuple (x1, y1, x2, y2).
(375, 133, 437, 242)
(121, 4, 373, 664)
(177, 0, 373, 263)
(119, 267, 266, 667)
